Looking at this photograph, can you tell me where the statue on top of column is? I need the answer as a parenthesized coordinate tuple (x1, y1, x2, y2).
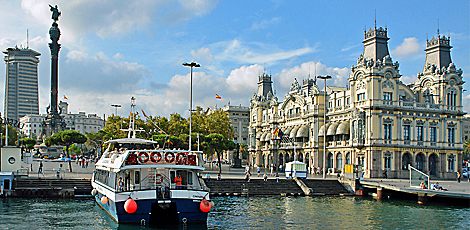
(49, 4, 61, 22)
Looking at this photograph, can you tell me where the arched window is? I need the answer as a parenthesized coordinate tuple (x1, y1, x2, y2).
(416, 153, 424, 171)
(345, 153, 351, 165)
(336, 153, 343, 170)
(328, 153, 333, 169)
(402, 153, 411, 170)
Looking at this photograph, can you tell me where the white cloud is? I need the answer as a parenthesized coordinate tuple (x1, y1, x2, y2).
(391, 37, 422, 59)
(277, 62, 350, 92)
(191, 47, 213, 64)
(213, 39, 315, 65)
(226, 64, 263, 94)
(251, 17, 281, 30)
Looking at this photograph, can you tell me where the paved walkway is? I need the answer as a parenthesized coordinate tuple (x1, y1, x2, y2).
(20, 159, 470, 196)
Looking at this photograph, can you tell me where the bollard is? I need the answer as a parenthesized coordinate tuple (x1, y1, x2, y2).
(376, 187, 384, 199)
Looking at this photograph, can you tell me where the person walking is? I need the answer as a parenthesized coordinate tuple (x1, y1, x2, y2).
(457, 171, 461, 183)
(383, 169, 388, 179)
(38, 161, 43, 173)
(257, 165, 261, 177)
(270, 165, 274, 176)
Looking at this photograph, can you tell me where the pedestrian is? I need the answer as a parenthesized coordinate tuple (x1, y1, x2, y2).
(38, 161, 43, 173)
(217, 173, 221, 181)
(383, 169, 388, 179)
(206, 172, 211, 181)
(85, 159, 88, 169)
(270, 165, 274, 176)
(279, 164, 283, 172)
(317, 166, 320, 175)
(245, 172, 251, 182)
(276, 173, 279, 182)
(457, 171, 461, 183)
(263, 173, 268, 182)
(257, 165, 261, 177)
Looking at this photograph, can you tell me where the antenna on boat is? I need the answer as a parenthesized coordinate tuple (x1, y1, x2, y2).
(121, 97, 143, 138)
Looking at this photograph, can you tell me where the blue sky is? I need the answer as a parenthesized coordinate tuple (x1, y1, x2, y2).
(1, 0, 469, 118)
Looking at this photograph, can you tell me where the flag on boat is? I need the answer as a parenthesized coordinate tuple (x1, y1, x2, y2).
(273, 128, 284, 138)
(166, 136, 173, 145)
(63, 95, 68, 100)
(141, 109, 147, 118)
(215, 94, 222, 99)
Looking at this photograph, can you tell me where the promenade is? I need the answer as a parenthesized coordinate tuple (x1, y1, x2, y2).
(20, 159, 470, 195)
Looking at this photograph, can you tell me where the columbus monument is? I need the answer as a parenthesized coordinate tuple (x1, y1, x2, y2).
(40, 5, 66, 140)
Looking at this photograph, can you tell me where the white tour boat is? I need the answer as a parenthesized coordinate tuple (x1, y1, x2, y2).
(91, 98, 211, 225)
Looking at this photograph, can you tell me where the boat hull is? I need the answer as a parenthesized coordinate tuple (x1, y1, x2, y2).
(95, 192, 208, 225)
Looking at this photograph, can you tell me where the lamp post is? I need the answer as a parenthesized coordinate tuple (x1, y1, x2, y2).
(318, 75, 331, 179)
(182, 61, 200, 151)
(111, 104, 121, 116)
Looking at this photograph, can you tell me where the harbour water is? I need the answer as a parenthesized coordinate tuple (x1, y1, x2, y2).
(1, 196, 468, 229)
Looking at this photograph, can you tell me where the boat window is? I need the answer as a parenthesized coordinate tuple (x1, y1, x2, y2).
(170, 171, 176, 183)
(135, 171, 140, 184)
(187, 171, 193, 185)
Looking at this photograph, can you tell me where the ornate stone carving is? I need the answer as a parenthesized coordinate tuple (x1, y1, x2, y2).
(429, 120, 439, 126)
(416, 120, 425, 125)
(447, 121, 456, 127)
(383, 117, 393, 123)
(382, 80, 394, 89)
(403, 118, 412, 124)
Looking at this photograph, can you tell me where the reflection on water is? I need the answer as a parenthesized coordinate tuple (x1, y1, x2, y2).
(0, 196, 468, 230)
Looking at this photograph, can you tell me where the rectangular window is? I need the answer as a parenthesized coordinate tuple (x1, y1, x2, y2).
(430, 127, 437, 142)
(346, 97, 350, 105)
(417, 126, 423, 141)
(243, 127, 247, 132)
(383, 124, 392, 139)
(234, 127, 238, 132)
(337, 99, 342, 106)
(383, 92, 392, 101)
(187, 172, 193, 185)
(447, 128, 455, 143)
(234, 119, 238, 122)
(357, 93, 365, 101)
(403, 125, 410, 140)
(447, 155, 455, 172)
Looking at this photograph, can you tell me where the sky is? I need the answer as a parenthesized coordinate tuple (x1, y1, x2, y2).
(0, 0, 469, 119)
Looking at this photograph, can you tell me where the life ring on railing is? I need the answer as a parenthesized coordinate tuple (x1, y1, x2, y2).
(137, 152, 149, 164)
(176, 152, 187, 164)
(165, 152, 175, 163)
(154, 174, 162, 184)
(150, 152, 162, 163)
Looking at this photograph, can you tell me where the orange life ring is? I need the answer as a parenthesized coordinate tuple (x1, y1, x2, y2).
(150, 152, 162, 163)
(137, 152, 149, 164)
(176, 152, 187, 164)
(165, 152, 175, 163)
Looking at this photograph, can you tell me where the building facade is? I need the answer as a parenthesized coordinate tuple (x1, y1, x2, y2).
(248, 26, 465, 179)
(3, 47, 40, 121)
(20, 101, 105, 138)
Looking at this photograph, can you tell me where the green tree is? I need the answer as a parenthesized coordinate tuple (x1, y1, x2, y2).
(85, 130, 108, 156)
(45, 130, 87, 172)
(17, 138, 36, 152)
(203, 109, 235, 140)
(65, 144, 81, 155)
(464, 139, 470, 161)
(1, 124, 18, 146)
(204, 133, 236, 174)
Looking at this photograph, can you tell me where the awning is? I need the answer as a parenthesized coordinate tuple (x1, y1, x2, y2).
(296, 125, 309, 138)
(290, 126, 300, 138)
(265, 132, 272, 141)
(284, 126, 293, 136)
(336, 120, 350, 135)
(318, 122, 331, 136)
(260, 131, 268, 141)
(327, 122, 340, 136)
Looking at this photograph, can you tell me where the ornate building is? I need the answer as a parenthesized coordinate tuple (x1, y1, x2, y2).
(248, 26, 465, 179)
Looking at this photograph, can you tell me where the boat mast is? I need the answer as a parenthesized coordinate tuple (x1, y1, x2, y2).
(129, 97, 136, 138)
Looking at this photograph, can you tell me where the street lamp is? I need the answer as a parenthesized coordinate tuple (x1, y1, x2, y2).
(111, 104, 121, 116)
(317, 75, 332, 179)
(182, 61, 200, 151)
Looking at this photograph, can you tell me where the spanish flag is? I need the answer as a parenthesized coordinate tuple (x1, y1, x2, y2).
(63, 95, 68, 100)
(215, 94, 222, 99)
(273, 128, 284, 138)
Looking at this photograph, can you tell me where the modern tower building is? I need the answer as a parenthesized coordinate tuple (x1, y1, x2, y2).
(3, 47, 40, 121)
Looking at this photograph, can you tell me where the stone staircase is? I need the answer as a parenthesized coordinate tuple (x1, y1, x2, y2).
(206, 178, 350, 197)
(301, 179, 350, 195)
(206, 179, 304, 196)
(13, 178, 92, 198)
